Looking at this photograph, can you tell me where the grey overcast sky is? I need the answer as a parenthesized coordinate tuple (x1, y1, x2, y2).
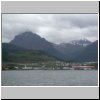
(2, 14, 98, 44)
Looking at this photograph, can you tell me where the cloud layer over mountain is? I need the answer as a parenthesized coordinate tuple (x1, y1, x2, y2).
(2, 14, 98, 44)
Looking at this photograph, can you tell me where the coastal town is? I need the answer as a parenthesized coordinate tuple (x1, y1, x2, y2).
(2, 61, 97, 70)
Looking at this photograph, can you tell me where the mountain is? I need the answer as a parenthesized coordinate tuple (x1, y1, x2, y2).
(2, 43, 26, 62)
(10, 31, 66, 60)
(69, 39, 91, 47)
(54, 39, 98, 62)
(4, 31, 98, 62)
(2, 43, 58, 63)
(2, 43, 26, 53)
(74, 40, 98, 62)
(10, 31, 52, 50)
(54, 43, 83, 56)
(54, 39, 91, 56)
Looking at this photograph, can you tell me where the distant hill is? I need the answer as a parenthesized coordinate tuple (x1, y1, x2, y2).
(2, 43, 58, 63)
(54, 39, 92, 61)
(74, 40, 98, 62)
(2, 43, 26, 62)
(54, 40, 98, 62)
(54, 43, 83, 56)
(2, 43, 26, 53)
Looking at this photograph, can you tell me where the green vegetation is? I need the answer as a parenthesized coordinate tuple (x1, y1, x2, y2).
(2, 50, 57, 63)
(8, 65, 16, 70)
(2, 43, 58, 63)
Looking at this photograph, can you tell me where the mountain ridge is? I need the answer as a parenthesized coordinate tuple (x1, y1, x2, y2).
(2, 43, 58, 63)
(4, 31, 98, 62)
(10, 31, 66, 60)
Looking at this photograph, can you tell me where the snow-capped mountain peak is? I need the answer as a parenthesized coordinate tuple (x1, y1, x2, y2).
(69, 39, 91, 47)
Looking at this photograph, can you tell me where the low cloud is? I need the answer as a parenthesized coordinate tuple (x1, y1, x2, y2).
(2, 14, 98, 44)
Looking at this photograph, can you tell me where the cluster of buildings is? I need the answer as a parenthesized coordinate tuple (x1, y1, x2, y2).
(2, 61, 96, 70)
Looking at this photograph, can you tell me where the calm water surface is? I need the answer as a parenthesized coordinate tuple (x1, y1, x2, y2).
(1, 70, 98, 86)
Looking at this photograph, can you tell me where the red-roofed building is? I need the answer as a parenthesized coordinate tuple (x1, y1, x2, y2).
(72, 66, 95, 70)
